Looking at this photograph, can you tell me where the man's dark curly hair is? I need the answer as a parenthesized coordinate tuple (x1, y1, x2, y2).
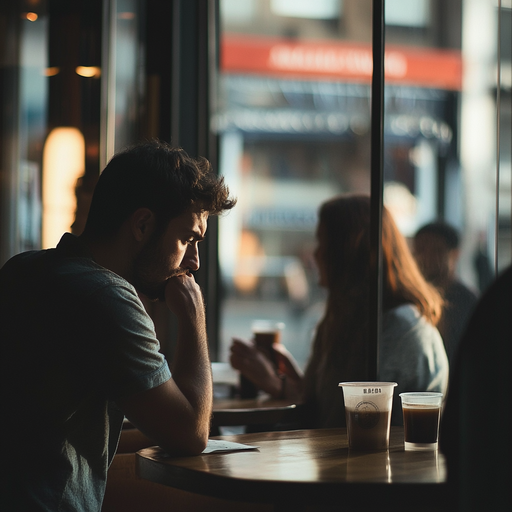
(83, 139, 236, 238)
(414, 221, 460, 250)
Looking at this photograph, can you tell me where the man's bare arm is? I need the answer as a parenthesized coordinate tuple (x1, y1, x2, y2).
(116, 274, 212, 455)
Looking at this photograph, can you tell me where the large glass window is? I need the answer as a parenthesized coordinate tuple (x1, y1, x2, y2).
(0, 1, 510, 366)
(217, 0, 375, 366)
(215, 0, 511, 367)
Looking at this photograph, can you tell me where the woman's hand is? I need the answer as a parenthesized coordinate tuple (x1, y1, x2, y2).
(230, 337, 279, 394)
(272, 343, 304, 383)
(229, 337, 304, 399)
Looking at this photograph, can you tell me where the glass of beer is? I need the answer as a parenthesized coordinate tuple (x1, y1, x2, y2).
(400, 392, 443, 451)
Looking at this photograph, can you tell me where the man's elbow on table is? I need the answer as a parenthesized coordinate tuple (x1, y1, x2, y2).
(159, 428, 209, 456)
(117, 381, 211, 456)
(124, 414, 209, 456)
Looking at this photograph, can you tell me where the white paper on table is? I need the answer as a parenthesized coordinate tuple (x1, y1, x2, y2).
(202, 439, 259, 454)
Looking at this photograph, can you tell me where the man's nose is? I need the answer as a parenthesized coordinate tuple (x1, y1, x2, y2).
(182, 244, 200, 271)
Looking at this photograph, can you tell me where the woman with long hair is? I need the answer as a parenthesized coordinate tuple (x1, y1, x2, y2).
(230, 194, 449, 427)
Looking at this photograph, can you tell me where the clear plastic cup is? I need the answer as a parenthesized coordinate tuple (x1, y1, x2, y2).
(339, 382, 397, 451)
(399, 392, 443, 451)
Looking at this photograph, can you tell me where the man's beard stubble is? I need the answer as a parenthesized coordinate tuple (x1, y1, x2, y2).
(131, 231, 182, 302)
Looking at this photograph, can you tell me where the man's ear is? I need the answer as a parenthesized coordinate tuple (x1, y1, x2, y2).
(131, 208, 155, 242)
(447, 248, 460, 274)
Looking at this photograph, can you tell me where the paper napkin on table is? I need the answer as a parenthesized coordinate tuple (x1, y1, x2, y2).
(202, 439, 259, 454)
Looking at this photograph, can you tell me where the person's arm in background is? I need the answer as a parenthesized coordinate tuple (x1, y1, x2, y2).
(230, 338, 304, 401)
(117, 273, 212, 456)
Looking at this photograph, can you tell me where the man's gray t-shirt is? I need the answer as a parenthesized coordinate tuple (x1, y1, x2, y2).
(0, 233, 171, 511)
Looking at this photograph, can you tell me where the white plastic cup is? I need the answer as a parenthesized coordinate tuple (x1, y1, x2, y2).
(399, 392, 443, 451)
(339, 382, 398, 451)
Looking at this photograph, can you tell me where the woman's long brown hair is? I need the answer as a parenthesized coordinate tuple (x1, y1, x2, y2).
(318, 194, 443, 324)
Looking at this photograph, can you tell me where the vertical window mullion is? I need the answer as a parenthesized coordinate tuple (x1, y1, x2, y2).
(369, 0, 385, 381)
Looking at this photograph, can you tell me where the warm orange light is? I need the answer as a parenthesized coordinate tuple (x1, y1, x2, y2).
(42, 128, 85, 249)
(24, 12, 38, 21)
(118, 12, 135, 20)
(44, 67, 60, 77)
(75, 66, 101, 78)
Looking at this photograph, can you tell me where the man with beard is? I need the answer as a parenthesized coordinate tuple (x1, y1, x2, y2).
(0, 140, 236, 512)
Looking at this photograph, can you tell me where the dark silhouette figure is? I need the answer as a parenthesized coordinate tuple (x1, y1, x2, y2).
(440, 265, 511, 512)
(413, 221, 478, 363)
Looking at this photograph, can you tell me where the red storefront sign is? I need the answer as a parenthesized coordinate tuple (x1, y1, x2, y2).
(221, 34, 462, 91)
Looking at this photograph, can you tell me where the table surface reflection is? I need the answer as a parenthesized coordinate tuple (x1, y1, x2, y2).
(136, 427, 450, 510)
(212, 396, 297, 410)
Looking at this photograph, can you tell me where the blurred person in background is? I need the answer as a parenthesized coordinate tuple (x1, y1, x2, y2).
(231, 194, 448, 427)
(413, 221, 478, 363)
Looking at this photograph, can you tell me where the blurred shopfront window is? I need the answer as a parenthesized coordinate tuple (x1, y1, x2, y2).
(215, 0, 511, 366)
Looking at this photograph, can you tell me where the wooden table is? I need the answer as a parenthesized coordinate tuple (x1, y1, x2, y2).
(211, 396, 299, 428)
(136, 427, 452, 511)
(119, 397, 299, 452)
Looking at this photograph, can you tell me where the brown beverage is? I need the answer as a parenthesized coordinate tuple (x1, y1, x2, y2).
(403, 405, 441, 444)
(239, 324, 282, 398)
(254, 330, 280, 348)
(254, 330, 280, 364)
(346, 407, 391, 451)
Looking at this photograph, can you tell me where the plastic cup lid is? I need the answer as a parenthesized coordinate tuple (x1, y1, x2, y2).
(338, 381, 397, 387)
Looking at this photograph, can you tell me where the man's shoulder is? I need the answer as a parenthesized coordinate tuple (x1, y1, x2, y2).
(0, 241, 135, 305)
(446, 279, 478, 303)
(0, 248, 46, 272)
